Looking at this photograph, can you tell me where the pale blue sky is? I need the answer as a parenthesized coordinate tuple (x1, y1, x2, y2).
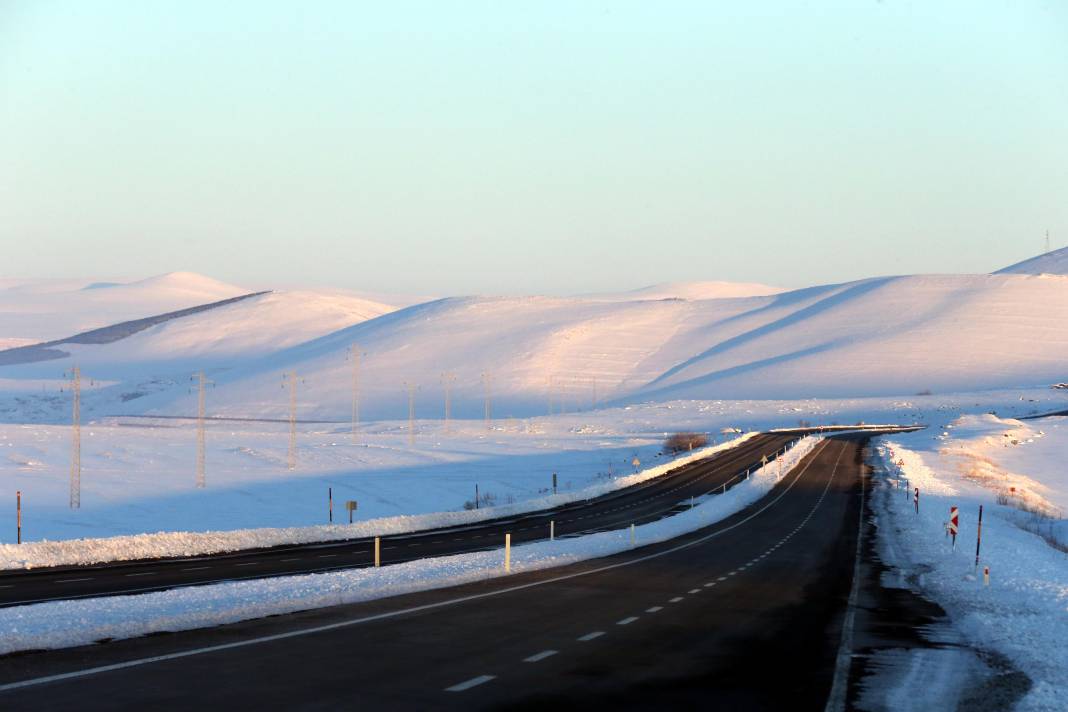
(2, 1, 1066, 294)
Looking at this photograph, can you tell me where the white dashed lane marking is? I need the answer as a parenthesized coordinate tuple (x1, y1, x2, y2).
(616, 617, 639, 626)
(646, 606, 663, 613)
(578, 631, 605, 642)
(55, 578, 92, 584)
(523, 650, 558, 663)
(124, 572, 155, 577)
(688, 588, 700, 594)
(669, 596, 684, 603)
(445, 675, 495, 692)
(181, 567, 211, 572)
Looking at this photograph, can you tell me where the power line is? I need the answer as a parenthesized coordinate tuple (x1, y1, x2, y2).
(282, 371, 300, 469)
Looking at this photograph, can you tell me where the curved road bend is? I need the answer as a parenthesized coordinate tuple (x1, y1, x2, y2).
(0, 435, 871, 711)
(0, 433, 800, 607)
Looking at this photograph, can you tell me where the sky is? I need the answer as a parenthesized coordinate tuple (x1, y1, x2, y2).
(2, 1, 1067, 295)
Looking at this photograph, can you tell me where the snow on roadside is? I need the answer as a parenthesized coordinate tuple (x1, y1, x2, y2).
(0, 434, 762, 570)
(872, 438, 1068, 712)
(0, 436, 821, 655)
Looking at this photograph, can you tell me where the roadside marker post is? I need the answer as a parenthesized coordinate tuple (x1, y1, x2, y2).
(328, 487, 333, 524)
(16, 491, 21, 545)
(550, 520, 555, 541)
(974, 505, 984, 570)
(552, 472, 557, 495)
(505, 533, 511, 572)
(475, 483, 479, 510)
(983, 566, 990, 586)
(949, 506, 958, 549)
(374, 536, 381, 567)
(630, 523, 635, 548)
(345, 500, 358, 524)
(914, 487, 919, 514)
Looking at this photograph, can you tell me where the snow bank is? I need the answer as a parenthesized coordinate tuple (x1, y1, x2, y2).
(0, 436, 820, 655)
(0, 433, 761, 570)
(872, 440, 1068, 711)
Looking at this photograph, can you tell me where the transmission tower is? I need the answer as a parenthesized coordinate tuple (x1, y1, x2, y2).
(283, 371, 299, 469)
(67, 366, 81, 509)
(348, 344, 362, 443)
(405, 381, 417, 447)
(441, 372, 456, 433)
(192, 371, 213, 488)
(481, 371, 493, 431)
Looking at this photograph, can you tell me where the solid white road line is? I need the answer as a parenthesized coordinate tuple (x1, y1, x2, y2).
(124, 572, 155, 577)
(0, 440, 834, 695)
(181, 567, 211, 572)
(445, 675, 495, 692)
(616, 616, 639, 626)
(578, 631, 605, 642)
(523, 650, 558, 663)
(824, 448, 862, 712)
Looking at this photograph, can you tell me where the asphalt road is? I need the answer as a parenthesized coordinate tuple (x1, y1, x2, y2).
(0, 435, 870, 710)
(0, 432, 799, 608)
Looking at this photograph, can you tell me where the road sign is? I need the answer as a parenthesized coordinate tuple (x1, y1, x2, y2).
(949, 506, 958, 548)
(761, 455, 769, 466)
(631, 457, 640, 470)
(345, 500, 358, 524)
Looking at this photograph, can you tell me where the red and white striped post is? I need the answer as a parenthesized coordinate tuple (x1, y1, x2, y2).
(948, 506, 958, 549)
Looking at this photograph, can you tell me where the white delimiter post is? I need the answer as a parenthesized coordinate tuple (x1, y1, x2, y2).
(630, 523, 635, 547)
(550, 520, 555, 541)
(374, 536, 381, 567)
(505, 533, 511, 572)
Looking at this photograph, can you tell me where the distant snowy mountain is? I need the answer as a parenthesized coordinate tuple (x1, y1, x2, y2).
(995, 247, 1068, 276)
(0, 272, 251, 342)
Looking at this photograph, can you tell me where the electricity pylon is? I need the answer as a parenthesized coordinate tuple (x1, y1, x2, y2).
(347, 344, 362, 443)
(282, 372, 300, 469)
(404, 381, 417, 447)
(192, 371, 213, 488)
(441, 372, 456, 433)
(481, 371, 493, 431)
(66, 365, 81, 509)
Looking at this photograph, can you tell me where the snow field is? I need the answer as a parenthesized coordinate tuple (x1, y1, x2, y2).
(0, 436, 821, 655)
(0, 432, 759, 570)
(873, 438, 1068, 711)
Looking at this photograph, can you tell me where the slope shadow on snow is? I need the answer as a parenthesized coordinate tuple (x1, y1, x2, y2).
(0, 291, 270, 367)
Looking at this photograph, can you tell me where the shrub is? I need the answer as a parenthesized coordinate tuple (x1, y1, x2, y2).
(664, 431, 709, 454)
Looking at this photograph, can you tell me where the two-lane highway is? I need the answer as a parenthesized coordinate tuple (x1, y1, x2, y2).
(0, 435, 873, 710)
(0, 432, 799, 608)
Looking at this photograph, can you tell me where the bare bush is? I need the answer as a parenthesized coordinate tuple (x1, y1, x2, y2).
(664, 431, 709, 454)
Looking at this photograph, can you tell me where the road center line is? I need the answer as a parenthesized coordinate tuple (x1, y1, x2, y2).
(616, 616, 639, 625)
(55, 578, 93, 584)
(578, 631, 605, 642)
(445, 675, 495, 692)
(523, 650, 558, 663)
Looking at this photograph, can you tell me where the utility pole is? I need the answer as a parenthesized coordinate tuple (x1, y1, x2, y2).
(67, 365, 81, 509)
(193, 371, 212, 488)
(482, 371, 493, 431)
(441, 372, 456, 434)
(283, 372, 299, 469)
(351, 347, 361, 442)
(405, 381, 417, 447)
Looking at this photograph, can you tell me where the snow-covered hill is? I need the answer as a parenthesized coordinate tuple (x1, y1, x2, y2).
(995, 246, 1068, 276)
(0, 272, 251, 342)
(586, 280, 784, 301)
(106, 272, 1068, 422)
